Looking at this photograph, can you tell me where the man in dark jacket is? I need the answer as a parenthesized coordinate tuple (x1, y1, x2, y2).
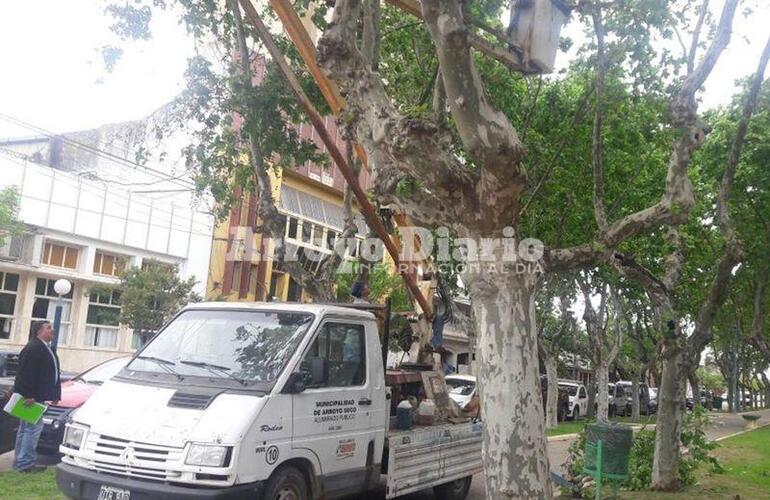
(12, 321, 61, 472)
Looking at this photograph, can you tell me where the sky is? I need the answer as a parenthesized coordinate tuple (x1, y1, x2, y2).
(0, 1, 768, 140)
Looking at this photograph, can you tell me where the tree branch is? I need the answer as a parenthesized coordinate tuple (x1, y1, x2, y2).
(420, 0, 527, 218)
(687, 0, 711, 75)
(317, 0, 479, 229)
(518, 80, 596, 222)
(591, 6, 609, 235)
(689, 34, 770, 357)
(546, 0, 739, 270)
(230, 0, 284, 251)
(716, 34, 770, 239)
(362, 0, 381, 70)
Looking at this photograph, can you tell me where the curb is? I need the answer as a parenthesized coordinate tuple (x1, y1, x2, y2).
(547, 423, 655, 442)
(714, 421, 770, 442)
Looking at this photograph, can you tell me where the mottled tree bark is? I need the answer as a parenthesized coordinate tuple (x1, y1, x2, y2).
(470, 270, 551, 500)
(544, 355, 559, 429)
(651, 333, 687, 490)
(595, 362, 610, 423)
(586, 379, 597, 418)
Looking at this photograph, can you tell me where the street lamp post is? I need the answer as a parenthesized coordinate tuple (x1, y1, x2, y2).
(51, 279, 72, 353)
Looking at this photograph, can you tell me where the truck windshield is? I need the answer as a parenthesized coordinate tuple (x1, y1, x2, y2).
(126, 309, 314, 385)
(558, 384, 578, 396)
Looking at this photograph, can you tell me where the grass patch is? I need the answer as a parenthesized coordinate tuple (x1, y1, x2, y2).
(547, 416, 654, 437)
(614, 415, 656, 425)
(617, 424, 770, 499)
(0, 468, 65, 499)
(547, 420, 586, 437)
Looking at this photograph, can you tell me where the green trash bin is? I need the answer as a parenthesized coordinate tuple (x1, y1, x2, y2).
(583, 422, 633, 499)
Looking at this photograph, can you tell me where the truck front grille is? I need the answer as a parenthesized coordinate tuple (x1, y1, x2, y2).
(82, 433, 185, 482)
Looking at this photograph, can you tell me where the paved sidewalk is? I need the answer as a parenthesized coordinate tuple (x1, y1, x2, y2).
(2, 409, 768, 499)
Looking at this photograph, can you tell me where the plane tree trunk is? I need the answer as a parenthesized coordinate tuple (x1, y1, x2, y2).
(470, 271, 552, 499)
(544, 355, 559, 428)
(631, 368, 641, 419)
(595, 362, 610, 423)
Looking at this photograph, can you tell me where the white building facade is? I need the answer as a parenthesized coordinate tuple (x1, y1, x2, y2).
(0, 119, 212, 372)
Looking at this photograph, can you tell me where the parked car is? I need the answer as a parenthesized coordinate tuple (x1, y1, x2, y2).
(597, 383, 617, 416)
(558, 380, 588, 420)
(37, 356, 130, 455)
(648, 387, 658, 414)
(1, 375, 18, 455)
(685, 390, 715, 411)
(0, 350, 20, 377)
(445, 374, 477, 410)
(541, 376, 571, 422)
(613, 381, 651, 416)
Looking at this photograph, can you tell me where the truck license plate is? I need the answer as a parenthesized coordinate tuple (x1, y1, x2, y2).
(97, 485, 130, 500)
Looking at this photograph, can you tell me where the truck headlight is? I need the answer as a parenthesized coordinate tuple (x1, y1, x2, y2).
(185, 444, 230, 467)
(62, 424, 88, 450)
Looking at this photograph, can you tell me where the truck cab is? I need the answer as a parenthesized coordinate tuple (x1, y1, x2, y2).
(56, 302, 478, 500)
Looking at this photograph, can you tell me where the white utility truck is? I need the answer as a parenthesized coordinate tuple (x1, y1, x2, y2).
(56, 302, 482, 500)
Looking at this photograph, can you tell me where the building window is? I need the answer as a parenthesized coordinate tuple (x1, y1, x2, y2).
(93, 251, 125, 277)
(43, 241, 79, 269)
(287, 218, 299, 239)
(287, 277, 302, 302)
(326, 230, 337, 250)
(0, 272, 19, 340)
(32, 278, 73, 345)
(85, 290, 121, 348)
(0, 235, 26, 260)
(231, 262, 242, 293)
(141, 259, 174, 273)
(269, 272, 281, 300)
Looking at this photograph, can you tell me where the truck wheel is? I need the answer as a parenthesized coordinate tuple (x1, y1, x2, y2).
(572, 406, 580, 421)
(433, 476, 472, 500)
(263, 466, 309, 500)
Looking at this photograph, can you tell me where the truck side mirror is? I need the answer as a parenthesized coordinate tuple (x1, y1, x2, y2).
(311, 357, 328, 386)
(283, 372, 306, 394)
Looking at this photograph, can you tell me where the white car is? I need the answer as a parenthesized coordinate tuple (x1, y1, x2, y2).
(558, 380, 588, 420)
(445, 374, 477, 409)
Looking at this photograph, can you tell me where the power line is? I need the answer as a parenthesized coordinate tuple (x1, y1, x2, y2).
(0, 112, 196, 190)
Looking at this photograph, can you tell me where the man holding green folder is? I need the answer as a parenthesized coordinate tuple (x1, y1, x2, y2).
(11, 321, 61, 473)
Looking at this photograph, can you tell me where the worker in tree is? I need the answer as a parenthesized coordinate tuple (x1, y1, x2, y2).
(350, 280, 371, 304)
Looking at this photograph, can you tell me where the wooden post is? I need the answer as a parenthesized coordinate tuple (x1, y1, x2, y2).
(239, 0, 433, 319)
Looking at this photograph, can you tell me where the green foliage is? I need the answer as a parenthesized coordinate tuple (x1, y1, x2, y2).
(105, 0, 328, 220)
(0, 187, 24, 247)
(105, 3, 157, 41)
(680, 406, 724, 481)
(623, 428, 656, 490)
(566, 407, 722, 496)
(697, 367, 727, 395)
(335, 263, 410, 312)
(89, 265, 200, 341)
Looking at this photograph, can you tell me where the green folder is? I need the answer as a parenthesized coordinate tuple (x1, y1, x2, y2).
(2, 393, 48, 425)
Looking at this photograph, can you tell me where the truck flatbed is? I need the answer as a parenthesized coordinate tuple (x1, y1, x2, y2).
(385, 420, 483, 498)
